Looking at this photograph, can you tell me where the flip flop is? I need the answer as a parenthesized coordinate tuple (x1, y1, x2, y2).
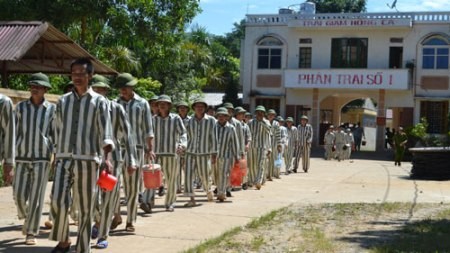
(184, 201, 196, 207)
(125, 223, 135, 232)
(110, 216, 122, 230)
(25, 234, 36, 245)
(96, 239, 108, 249)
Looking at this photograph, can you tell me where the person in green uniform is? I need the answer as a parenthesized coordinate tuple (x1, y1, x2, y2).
(393, 126, 408, 166)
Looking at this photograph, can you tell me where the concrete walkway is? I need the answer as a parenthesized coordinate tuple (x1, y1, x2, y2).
(1, 152, 450, 253)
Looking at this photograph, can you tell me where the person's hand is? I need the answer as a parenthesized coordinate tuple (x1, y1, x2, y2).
(101, 160, 113, 174)
(245, 144, 249, 153)
(2, 163, 13, 186)
(266, 150, 271, 157)
(176, 145, 185, 155)
(277, 145, 282, 153)
(145, 150, 156, 161)
(127, 165, 137, 175)
(211, 154, 217, 165)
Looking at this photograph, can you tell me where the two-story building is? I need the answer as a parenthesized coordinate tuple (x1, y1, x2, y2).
(241, 9, 450, 151)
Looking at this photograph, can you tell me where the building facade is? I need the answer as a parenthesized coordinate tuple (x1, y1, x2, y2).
(241, 11, 450, 150)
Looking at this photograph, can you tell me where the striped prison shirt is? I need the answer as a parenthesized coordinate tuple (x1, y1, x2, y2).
(228, 117, 244, 156)
(280, 125, 288, 146)
(109, 100, 137, 166)
(153, 113, 187, 155)
(215, 121, 239, 159)
(248, 118, 271, 151)
(185, 114, 217, 155)
(242, 121, 252, 146)
(15, 99, 56, 162)
(116, 93, 154, 149)
(54, 88, 114, 161)
(270, 120, 282, 147)
(0, 94, 15, 164)
(286, 125, 298, 147)
(297, 123, 313, 147)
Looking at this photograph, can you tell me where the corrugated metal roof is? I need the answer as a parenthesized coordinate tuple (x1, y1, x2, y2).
(0, 21, 117, 75)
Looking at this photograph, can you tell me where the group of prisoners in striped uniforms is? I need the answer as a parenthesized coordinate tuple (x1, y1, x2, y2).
(1, 81, 316, 252)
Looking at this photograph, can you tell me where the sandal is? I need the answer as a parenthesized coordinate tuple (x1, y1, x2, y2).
(125, 223, 135, 232)
(25, 234, 36, 245)
(96, 239, 109, 249)
(110, 216, 122, 230)
(91, 225, 99, 239)
(184, 201, 196, 207)
(50, 243, 71, 253)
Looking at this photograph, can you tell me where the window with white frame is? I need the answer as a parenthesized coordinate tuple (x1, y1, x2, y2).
(257, 36, 283, 69)
(422, 37, 449, 69)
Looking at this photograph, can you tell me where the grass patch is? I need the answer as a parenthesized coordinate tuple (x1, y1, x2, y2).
(184, 226, 242, 253)
(185, 203, 450, 253)
(250, 235, 265, 251)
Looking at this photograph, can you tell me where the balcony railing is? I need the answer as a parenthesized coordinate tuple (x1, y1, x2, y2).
(246, 11, 450, 25)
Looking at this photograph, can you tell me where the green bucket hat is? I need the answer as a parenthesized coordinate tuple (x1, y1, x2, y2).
(91, 74, 110, 89)
(300, 115, 309, 121)
(276, 116, 284, 122)
(254, 105, 266, 113)
(149, 95, 159, 103)
(222, 102, 234, 110)
(191, 98, 208, 109)
(215, 107, 229, 116)
(245, 112, 252, 117)
(267, 109, 277, 115)
(115, 73, 137, 88)
(157, 94, 172, 104)
(234, 106, 246, 114)
(286, 117, 294, 122)
(176, 101, 189, 109)
(28, 72, 51, 88)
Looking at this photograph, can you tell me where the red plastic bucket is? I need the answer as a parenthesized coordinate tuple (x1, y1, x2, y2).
(239, 159, 247, 177)
(142, 163, 163, 189)
(230, 162, 242, 187)
(97, 170, 117, 192)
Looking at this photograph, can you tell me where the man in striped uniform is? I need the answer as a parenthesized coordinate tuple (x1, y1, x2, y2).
(49, 58, 114, 253)
(247, 105, 271, 190)
(0, 93, 15, 187)
(234, 107, 251, 190)
(213, 107, 239, 202)
(90, 75, 137, 248)
(222, 103, 243, 196)
(184, 98, 217, 206)
(152, 95, 187, 211)
(176, 101, 191, 194)
(294, 115, 313, 173)
(148, 95, 165, 197)
(276, 116, 288, 179)
(13, 73, 55, 246)
(266, 109, 282, 181)
(284, 117, 297, 174)
(344, 128, 355, 160)
(115, 73, 154, 231)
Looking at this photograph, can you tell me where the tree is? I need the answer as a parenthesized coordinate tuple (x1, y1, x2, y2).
(307, 0, 367, 13)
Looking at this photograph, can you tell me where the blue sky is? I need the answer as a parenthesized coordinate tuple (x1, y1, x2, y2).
(191, 0, 450, 35)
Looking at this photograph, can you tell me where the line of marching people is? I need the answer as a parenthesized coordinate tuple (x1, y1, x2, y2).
(323, 125, 356, 161)
(0, 58, 314, 253)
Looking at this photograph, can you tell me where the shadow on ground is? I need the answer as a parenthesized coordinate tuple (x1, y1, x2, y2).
(338, 218, 450, 252)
